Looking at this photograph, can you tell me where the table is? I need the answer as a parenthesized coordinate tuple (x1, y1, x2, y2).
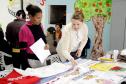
(37, 59, 126, 84)
(1, 58, 126, 84)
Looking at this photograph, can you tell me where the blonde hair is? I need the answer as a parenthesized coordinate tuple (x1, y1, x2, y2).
(72, 10, 84, 22)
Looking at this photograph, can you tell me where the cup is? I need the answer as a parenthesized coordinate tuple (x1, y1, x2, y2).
(113, 50, 119, 62)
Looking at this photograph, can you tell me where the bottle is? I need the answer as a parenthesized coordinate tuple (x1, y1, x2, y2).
(113, 50, 119, 62)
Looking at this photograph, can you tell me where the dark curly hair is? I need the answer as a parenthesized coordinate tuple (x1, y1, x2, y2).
(16, 10, 26, 19)
(47, 27, 55, 34)
(26, 4, 42, 16)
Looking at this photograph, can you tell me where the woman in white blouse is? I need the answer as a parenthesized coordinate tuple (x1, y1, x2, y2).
(56, 11, 88, 66)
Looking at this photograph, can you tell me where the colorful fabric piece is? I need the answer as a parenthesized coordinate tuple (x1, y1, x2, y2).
(89, 63, 115, 71)
(0, 70, 40, 84)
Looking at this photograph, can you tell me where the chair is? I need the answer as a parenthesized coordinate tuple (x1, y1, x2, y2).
(46, 54, 62, 65)
(81, 37, 91, 58)
(0, 51, 12, 71)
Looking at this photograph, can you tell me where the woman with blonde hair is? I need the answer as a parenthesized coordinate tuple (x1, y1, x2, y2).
(56, 11, 88, 66)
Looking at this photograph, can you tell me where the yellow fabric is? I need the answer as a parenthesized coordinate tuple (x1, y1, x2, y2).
(89, 63, 115, 72)
(99, 57, 113, 61)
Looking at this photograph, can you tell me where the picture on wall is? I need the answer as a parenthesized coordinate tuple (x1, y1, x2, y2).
(75, 0, 112, 60)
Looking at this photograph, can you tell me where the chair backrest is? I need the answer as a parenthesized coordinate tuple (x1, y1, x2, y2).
(0, 51, 12, 71)
(0, 52, 5, 70)
(84, 37, 91, 49)
(46, 54, 62, 65)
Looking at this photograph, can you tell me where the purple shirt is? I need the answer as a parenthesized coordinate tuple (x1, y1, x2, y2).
(19, 21, 44, 54)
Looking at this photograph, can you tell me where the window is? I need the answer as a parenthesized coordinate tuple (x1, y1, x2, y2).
(50, 5, 66, 25)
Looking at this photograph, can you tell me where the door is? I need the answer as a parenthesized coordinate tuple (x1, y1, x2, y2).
(110, 0, 126, 50)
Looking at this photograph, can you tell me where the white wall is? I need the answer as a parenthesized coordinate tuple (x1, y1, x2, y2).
(0, 0, 15, 33)
(0, 0, 76, 32)
(44, 0, 76, 29)
(0, 0, 46, 33)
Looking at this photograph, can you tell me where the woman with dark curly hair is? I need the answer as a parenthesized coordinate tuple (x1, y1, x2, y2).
(19, 4, 49, 69)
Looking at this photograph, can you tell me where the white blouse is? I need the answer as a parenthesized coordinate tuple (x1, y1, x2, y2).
(56, 22, 88, 61)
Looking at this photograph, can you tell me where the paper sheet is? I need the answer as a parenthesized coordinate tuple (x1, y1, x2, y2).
(30, 38, 51, 64)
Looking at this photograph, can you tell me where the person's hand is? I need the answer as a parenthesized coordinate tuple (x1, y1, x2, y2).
(44, 44, 49, 50)
(70, 58, 78, 66)
(76, 49, 82, 57)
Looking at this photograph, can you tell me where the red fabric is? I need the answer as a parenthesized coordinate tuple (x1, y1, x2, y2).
(12, 76, 40, 84)
(5, 70, 22, 78)
(0, 70, 40, 84)
(0, 78, 7, 84)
